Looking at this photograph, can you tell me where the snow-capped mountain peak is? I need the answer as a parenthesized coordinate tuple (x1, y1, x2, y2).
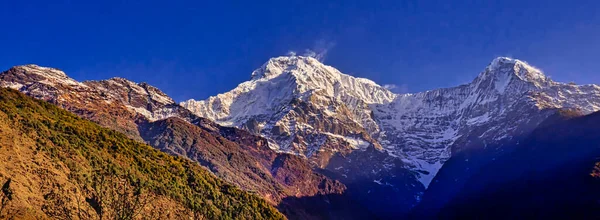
(249, 55, 395, 101)
(183, 55, 396, 123)
(477, 57, 549, 91)
(182, 56, 600, 189)
(250, 55, 310, 80)
(182, 55, 395, 154)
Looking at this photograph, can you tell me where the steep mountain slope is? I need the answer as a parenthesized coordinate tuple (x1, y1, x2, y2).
(138, 118, 350, 211)
(181, 55, 600, 216)
(0, 87, 284, 219)
(138, 117, 286, 201)
(439, 110, 600, 218)
(0, 65, 357, 219)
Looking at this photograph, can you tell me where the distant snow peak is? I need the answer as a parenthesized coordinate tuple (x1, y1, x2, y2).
(487, 57, 534, 71)
(482, 57, 548, 88)
(244, 55, 395, 105)
(181, 55, 398, 157)
(250, 55, 322, 80)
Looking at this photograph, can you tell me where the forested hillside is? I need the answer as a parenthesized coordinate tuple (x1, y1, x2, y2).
(0, 88, 284, 219)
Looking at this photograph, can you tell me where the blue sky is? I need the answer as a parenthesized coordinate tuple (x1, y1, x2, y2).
(1, 0, 599, 101)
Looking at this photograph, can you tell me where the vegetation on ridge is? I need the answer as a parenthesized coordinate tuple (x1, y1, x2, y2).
(0, 88, 284, 219)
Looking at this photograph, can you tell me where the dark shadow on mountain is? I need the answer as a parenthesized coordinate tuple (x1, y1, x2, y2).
(317, 146, 424, 219)
(277, 192, 377, 220)
(431, 110, 600, 219)
(411, 109, 586, 218)
(410, 139, 520, 218)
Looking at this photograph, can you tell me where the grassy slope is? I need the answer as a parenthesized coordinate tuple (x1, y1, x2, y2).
(0, 87, 284, 219)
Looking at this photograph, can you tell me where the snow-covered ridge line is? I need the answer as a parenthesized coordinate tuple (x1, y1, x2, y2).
(181, 55, 396, 122)
(180, 55, 600, 188)
(250, 56, 387, 87)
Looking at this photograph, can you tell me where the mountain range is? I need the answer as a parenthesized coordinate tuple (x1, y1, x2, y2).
(2, 56, 600, 218)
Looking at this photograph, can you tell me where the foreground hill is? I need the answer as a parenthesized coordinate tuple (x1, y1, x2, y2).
(0, 88, 284, 219)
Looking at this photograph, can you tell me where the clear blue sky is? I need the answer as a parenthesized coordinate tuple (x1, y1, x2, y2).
(1, 1, 599, 101)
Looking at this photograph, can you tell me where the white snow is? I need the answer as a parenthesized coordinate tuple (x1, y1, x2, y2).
(466, 113, 491, 126)
(414, 161, 444, 188)
(181, 55, 394, 155)
(127, 105, 154, 119)
(323, 132, 371, 150)
(494, 71, 511, 94)
(4, 82, 23, 90)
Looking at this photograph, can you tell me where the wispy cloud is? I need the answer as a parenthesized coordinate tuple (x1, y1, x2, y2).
(383, 84, 397, 90)
(383, 83, 409, 94)
(303, 39, 336, 62)
(286, 51, 297, 56)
